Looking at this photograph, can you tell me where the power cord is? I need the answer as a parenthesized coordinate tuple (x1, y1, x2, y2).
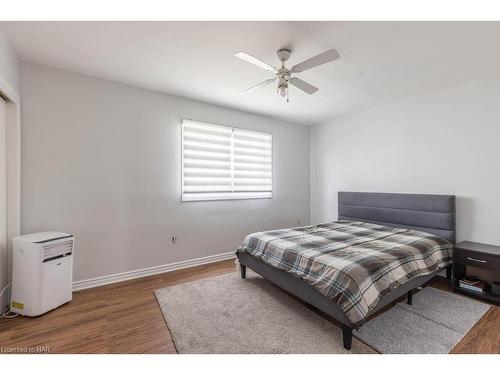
(0, 283, 20, 319)
(2, 305, 18, 318)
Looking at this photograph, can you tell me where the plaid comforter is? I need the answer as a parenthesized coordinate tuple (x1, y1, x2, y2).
(237, 220, 452, 327)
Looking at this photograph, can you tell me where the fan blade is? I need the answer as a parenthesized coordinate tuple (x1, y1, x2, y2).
(289, 77, 318, 94)
(243, 78, 276, 93)
(235, 52, 277, 73)
(290, 48, 340, 73)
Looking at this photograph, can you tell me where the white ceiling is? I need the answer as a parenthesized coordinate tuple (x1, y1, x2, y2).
(2, 21, 500, 125)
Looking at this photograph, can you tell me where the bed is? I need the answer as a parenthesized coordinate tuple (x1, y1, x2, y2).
(236, 192, 456, 350)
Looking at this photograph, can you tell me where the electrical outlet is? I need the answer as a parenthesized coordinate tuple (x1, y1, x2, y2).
(171, 236, 177, 244)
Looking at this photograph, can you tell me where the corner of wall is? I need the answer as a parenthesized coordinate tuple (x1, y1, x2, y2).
(0, 29, 21, 310)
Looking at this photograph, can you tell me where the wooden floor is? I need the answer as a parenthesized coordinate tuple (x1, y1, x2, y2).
(0, 260, 498, 354)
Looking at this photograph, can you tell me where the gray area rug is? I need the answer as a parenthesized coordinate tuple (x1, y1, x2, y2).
(154, 271, 374, 354)
(356, 286, 490, 354)
(154, 271, 490, 354)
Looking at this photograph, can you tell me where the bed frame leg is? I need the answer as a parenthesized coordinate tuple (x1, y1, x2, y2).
(342, 324, 353, 351)
(407, 290, 413, 305)
(446, 265, 452, 280)
(240, 264, 246, 279)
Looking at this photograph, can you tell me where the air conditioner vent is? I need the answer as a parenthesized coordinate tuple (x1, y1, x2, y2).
(42, 240, 73, 262)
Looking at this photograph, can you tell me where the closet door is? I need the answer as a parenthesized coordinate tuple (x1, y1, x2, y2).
(0, 97, 6, 301)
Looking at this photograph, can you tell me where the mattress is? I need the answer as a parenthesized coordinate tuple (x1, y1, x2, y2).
(237, 220, 452, 326)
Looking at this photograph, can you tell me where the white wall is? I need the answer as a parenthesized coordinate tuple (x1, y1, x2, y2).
(311, 74, 500, 245)
(20, 62, 310, 282)
(21, 56, 500, 284)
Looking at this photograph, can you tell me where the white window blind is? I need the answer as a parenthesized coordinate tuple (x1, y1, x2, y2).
(182, 120, 272, 202)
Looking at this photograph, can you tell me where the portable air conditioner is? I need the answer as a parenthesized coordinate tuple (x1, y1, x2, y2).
(10, 232, 74, 316)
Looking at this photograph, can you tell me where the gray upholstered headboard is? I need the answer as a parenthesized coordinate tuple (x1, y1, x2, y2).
(338, 192, 456, 243)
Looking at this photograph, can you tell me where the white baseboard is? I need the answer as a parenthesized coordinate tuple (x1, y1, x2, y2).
(72, 251, 236, 291)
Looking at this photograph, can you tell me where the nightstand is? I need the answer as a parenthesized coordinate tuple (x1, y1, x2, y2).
(453, 241, 500, 304)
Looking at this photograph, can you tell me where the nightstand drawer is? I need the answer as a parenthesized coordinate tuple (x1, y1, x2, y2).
(453, 248, 500, 271)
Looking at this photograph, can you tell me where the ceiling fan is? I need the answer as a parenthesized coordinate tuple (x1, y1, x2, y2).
(235, 48, 340, 102)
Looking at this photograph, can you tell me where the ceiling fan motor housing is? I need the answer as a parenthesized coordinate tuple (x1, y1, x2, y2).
(277, 69, 290, 87)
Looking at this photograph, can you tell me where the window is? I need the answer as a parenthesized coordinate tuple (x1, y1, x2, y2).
(182, 120, 273, 202)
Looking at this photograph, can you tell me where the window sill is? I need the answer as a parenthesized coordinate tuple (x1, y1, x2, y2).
(182, 193, 273, 202)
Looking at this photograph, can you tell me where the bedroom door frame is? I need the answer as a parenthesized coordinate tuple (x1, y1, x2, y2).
(0, 75, 21, 310)
(0, 96, 7, 310)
